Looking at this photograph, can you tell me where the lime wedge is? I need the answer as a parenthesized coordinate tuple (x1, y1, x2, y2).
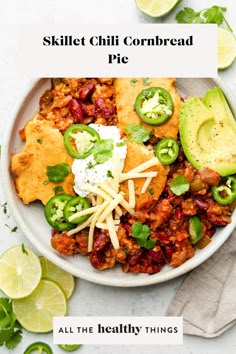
(40, 256, 75, 299)
(218, 28, 236, 70)
(135, 0, 181, 18)
(13, 278, 67, 333)
(0, 245, 41, 299)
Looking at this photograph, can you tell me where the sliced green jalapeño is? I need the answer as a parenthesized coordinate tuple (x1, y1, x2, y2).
(64, 124, 100, 159)
(135, 87, 173, 125)
(211, 175, 236, 205)
(44, 194, 74, 231)
(155, 138, 179, 165)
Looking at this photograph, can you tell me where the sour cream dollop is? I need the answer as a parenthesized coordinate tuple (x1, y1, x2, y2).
(72, 124, 127, 197)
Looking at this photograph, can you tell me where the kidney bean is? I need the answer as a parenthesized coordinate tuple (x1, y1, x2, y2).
(129, 249, 144, 266)
(81, 102, 96, 117)
(79, 83, 95, 101)
(93, 232, 109, 251)
(147, 249, 164, 263)
(174, 207, 184, 223)
(195, 198, 208, 211)
(163, 245, 175, 263)
(68, 98, 84, 123)
(123, 223, 132, 236)
(94, 98, 116, 117)
(90, 250, 103, 269)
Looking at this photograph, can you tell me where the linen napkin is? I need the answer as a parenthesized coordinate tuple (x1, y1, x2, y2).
(167, 229, 236, 338)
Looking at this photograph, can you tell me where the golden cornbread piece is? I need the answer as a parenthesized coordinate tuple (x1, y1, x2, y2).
(114, 78, 182, 139)
(120, 141, 167, 210)
(11, 117, 75, 205)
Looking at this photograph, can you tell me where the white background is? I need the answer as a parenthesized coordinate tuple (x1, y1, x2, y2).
(0, 1, 236, 354)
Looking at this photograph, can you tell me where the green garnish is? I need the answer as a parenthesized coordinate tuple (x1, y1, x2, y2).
(46, 163, 71, 183)
(93, 139, 114, 164)
(107, 170, 114, 179)
(1, 202, 8, 216)
(5, 224, 18, 233)
(116, 141, 126, 147)
(126, 123, 150, 144)
(53, 186, 65, 195)
(142, 78, 152, 86)
(130, 79, 137, 87)
(21, 244, 28, 255)
(37, 139, 43, 144)
(170, 174, 190, 196)
(0, 297, 23, 349)
(176, 6, 234, 35)
(43, 180, 49, 185)
(148, 187, 154, 195)
(131, 222, 156, 250)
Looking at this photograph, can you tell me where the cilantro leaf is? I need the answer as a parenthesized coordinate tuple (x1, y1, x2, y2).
(170, 174, 190, 196)
(46, 163, 70, 183)
(142, 78, 152, 86)
(93, 139, 114, 164)
(176, 7, 201, 24)
(126, 123, 150, 144)
(130, 79, 137, 87)
(53, 186, 65, 195)
(0, 298, 22, 349)
(5, 329, 22, 349)
(201, 6, 226, 25)
(131, 222, 156, 250)
(176, 6, 233, 33)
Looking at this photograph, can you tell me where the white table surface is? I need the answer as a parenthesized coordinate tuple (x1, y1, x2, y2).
(0, 0, 236, 353)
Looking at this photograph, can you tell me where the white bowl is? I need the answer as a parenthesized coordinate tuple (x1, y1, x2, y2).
(2, 78, 236, 287)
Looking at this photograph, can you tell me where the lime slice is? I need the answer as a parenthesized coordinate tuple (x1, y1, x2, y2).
(218, 27, 236, 70)
(0, 245, 41, 299)
(40, 256, 75, 299)
(13, 278, 67, 333)
(135, 0, 180, 18)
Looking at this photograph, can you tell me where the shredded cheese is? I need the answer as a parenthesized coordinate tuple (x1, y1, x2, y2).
(88, 201, 109, 252)
(99, 183, 135, 215)
(68, 205, 100, 222)
(106, 213, 120, 249)
(127, 157, 159, 174)
(67, 214, 95, 236)
(97, 193, 124, 223)
(128, 179, 135, 209)
(141, 177, 153, 194)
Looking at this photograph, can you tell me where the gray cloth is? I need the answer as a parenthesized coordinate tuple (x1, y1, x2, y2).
(167, 230, 236, 338)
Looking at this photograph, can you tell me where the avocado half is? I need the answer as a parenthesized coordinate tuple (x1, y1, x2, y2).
(179, 87, 236, 176)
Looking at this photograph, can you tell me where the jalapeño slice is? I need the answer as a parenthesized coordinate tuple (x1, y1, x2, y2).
(155, 138, 179, 165)
(24, 342, 52, 354)
(44, 194, 74, 231)
(189, 216, 203, 245)
(64, 124, 100, 159)
(64, 196, 91, 224)
(211, 175, 236, 205)
(135, 87, 173, 125)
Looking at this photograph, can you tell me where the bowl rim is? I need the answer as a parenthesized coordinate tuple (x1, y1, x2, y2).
(1, 77, 236, 287)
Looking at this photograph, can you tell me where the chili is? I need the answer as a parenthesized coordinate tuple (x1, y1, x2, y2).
(155, 138, 179, 165)
(44, 194, 74, 231)
(212, 175, 236, 205)
(135, 87, 173, 125)
(24, 341, 52, 354)
(64, 124, 100, 159)
(64, 196, 91, 224)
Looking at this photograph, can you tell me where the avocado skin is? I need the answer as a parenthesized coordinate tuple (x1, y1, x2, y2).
(180, 88, 236, 176)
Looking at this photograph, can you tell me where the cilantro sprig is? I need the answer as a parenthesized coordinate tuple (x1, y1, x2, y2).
(176, 6, 235, 36)
(126, 123, 150, 144)
(131, 222, 156, 250)
(0, 298, 22, 349)
(170, 174, 190, 196)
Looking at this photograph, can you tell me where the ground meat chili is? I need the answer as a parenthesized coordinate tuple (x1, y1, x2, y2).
(41, 78, 235, 275)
